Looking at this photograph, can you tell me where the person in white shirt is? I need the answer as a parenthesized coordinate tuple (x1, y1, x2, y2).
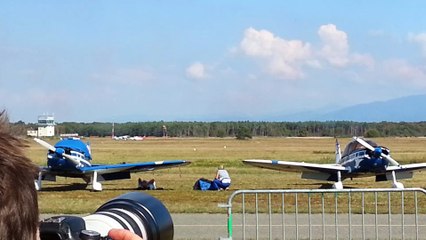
(213, 165, 231, 190)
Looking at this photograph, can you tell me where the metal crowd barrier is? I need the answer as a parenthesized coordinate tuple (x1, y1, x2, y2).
(219, 188, 426, 239)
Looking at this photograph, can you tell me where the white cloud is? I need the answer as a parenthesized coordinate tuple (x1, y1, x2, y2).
(383, 59, 426, 86)
(316, 24, 376, 69)
(186, 62, 207, 80)
(408, 33, 426, 57)
(318, 24, 349, 67)
(240, 27, 312, 80)
(239, 25, 375, 80)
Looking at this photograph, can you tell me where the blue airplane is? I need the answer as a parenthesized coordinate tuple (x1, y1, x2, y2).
(34, 137, 190, 191)
(244, 137, 426, 189)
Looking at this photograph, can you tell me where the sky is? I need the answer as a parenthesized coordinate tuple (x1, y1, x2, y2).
(2, 1, 426, 123)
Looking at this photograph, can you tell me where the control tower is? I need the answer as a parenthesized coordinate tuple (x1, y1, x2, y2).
(27, 114, 56, 137)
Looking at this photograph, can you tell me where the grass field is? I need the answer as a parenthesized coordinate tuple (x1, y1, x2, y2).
(26, 137, 426, 214)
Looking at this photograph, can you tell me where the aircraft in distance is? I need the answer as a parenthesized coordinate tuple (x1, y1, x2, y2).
(33, 137, 190, 191)
(244, 137, 426, 189)
(129, 136, 145, 141)
(112, 135, 130, 140)
(112, 135, 145, 141)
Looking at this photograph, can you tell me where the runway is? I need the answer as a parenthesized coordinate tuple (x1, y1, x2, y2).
(173, 214, 228, 239)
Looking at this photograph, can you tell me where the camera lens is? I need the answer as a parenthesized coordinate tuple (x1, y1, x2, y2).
(83, 192, 173, 240)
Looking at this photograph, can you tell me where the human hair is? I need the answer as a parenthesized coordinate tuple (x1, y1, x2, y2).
(0, 111, 39, 240)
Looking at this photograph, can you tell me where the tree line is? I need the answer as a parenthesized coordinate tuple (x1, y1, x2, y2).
(11, 120, 426, 138)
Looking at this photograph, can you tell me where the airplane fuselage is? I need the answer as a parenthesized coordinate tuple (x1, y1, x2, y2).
(339, 149, 387, 174)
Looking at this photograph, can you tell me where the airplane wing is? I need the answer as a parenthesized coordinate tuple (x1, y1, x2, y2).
(244, 159, 349, 182)
(244, 160, 426, 182)
(368, 162, 426, 182)
(243, 159, 347, 174)
(386, 162, 426, 172)
(37, 160, 190, 181)
(80, 160, 190, 174)
(37, 166, 59, 181)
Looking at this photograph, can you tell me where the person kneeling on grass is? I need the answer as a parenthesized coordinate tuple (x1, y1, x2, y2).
(212, 165, 231, 190)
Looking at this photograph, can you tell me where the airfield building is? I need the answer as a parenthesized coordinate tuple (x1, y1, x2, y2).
(27, 114, 56, 137)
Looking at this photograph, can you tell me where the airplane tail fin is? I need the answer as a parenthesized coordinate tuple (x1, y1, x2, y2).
(335, 139, 342, 164)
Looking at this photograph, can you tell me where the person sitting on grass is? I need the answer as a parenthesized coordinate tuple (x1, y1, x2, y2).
(212, 165, 231, 190)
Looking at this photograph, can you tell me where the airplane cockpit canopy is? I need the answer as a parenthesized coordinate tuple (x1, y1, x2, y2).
(342, 139, 378, 158)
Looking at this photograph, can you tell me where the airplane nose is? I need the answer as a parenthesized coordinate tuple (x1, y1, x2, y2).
(56, 148, 65, 155)
(373, 147, 382, 158)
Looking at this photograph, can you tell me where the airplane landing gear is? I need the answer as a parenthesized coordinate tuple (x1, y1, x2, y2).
(333, 171, 343, 189)
(35, 172, 42, 191)
(391, 171, 404, 189)
(91, 171, 103, 191)
(392, 181, 404, 189)
(332, 181, 343, 189)
(34, 181, 41, 191)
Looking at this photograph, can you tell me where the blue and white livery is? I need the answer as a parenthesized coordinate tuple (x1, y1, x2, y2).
(244, 137, 426, 189)
(34, 138, 190, 191)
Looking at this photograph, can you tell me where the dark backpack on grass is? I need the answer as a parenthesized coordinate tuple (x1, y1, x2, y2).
(193, 178, 212, 191)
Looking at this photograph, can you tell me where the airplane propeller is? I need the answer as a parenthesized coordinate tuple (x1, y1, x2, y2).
(33, 138, 81, 166)
(353, 137, 399, 166)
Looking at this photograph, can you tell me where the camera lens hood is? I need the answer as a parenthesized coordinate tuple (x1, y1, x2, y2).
(95, 192, 173, 240)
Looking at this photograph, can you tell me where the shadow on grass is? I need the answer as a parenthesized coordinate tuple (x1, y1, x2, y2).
(39, 183, 89, 192)
(105, 187, 169, 191)
(41, 187, 172, 192)
(279, 182, 357, 189)
(318, 183, 356, 189)
(40, 182, 172, 192)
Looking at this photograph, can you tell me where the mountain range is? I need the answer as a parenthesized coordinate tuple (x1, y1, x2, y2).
(110, 94, 426, 123)
(276, 94, 426, 122)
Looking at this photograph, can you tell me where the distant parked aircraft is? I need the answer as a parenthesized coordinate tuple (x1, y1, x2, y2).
(129, 136, 145, 141)
(112, 135, 145, 141)
(244, 137, 426, 189)
(112, 135, 130, 140)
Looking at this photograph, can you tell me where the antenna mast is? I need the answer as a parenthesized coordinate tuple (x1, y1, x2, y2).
(112, 122, 115, 139)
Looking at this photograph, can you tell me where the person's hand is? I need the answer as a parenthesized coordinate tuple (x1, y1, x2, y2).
(108, 229, 143, 240)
